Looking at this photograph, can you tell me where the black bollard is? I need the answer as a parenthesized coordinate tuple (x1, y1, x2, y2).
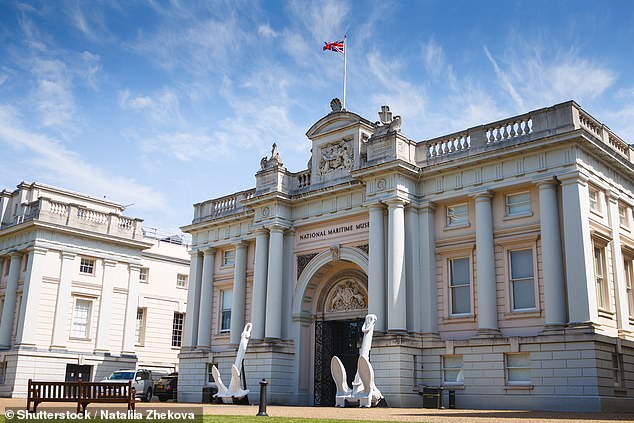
(256, 379, 268, 416)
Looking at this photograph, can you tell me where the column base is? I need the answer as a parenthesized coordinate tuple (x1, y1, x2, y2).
(565, 322, 599, 335)
(473, 328, 501, 339)
(540, 324, 566, 335)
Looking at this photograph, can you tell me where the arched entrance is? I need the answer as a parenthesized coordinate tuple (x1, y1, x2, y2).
(292, 246, 368, 406)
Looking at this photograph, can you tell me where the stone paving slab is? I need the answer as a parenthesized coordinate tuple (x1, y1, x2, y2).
(1, 398, 633, 423)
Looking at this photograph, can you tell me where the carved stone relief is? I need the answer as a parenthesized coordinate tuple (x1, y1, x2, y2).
(325, 278, 367, 313)
(319, 140, 353, 175)
(297, 253, 318, 278)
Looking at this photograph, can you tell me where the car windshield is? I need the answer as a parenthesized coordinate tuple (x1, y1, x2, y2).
(109, 372, 135, 380)
(157, 377, 175, 383)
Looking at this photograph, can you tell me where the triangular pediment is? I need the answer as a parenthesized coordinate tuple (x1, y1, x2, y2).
(306, 111, 374, 140)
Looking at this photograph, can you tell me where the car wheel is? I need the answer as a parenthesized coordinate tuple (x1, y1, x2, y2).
(143, 388, 152, 402)
(158, 396, 168, 402)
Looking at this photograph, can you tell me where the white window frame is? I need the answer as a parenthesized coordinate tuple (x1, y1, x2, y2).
(223, 250, 236, 266)
(593, 244, 609, 311)
(508, 248, 537, 312)
(505, 191, 531, 217)
(505, 353, 531, 386)
(79, 257, 96, 275)
(589, 186, 601, 214)
(139, 267, 149, 283)
(71, 298, 92, 339)
(136, 308, 146, 346)
(448, 256, 472, 316)
(446, 203, 469, 227)
(625, 258, 634, 318)
(442, 355, 464, 385)
(220, 289, 232, 333)
(171, 312, 185, 347)
(176, 273, 189, 288)
(619, 204, 630, 228)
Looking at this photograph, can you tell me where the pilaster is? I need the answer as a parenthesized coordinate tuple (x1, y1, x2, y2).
(607, 191, 631, 335)
(51, 252, 76, 349)
(405, 204, 421, 332)
(183, 251, 203, 349)
(197, 248, 216, 349)
(122, 264, 141, 355)
(419, 202, 439, 339)
(230, 241, 249, 344)
(15, 246, 48, 347)
(251, 229, 269, 340)
(0, 252, 24, 348)
(94, 259, 117, 353)
(265, 225, 285, 340)
(386, 198, 407, 332)
(367, 203, 386, 332)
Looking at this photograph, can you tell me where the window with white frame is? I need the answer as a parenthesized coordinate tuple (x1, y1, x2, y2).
(71, 298, 92, 339)
(448, 257, 471, 315)
(447, 204, 468, 227)
(593, 245, 609, 310)
(220, 289, 232, 332)
(625, 258, 634, 318)
(171, 312, 185, 347)
(506, 192, 531, 216)
(619, 204, 629, 227)
(139, 267, 149, 283)
(442, 355, 464, 384)
(176, 273, 188, 288)
(136, 308, 146, 346)
(505, 353, 531, 385)
(509, 249, 536, 311)
(79, 258, 95, 275)
(612, 353, 625, 388)
(223, 250, 235, 266)
(589, 186, 601, 213)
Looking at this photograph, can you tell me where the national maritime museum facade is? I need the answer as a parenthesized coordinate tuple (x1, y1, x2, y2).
(177, 99, 634, 411)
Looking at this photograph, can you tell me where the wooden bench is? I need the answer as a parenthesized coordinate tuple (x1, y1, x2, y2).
(27, 379, 136, 414)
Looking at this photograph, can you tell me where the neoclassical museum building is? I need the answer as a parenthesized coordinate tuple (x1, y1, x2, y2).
(178, 100, 634, 411)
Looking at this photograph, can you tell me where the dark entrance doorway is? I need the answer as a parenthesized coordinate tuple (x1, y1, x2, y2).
(64, 364, 92, 382)
(314, 318, 363, 406)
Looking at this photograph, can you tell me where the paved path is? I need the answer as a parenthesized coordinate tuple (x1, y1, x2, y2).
(2, 398, 633, 422)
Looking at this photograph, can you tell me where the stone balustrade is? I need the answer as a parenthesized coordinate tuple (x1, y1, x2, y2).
(4, 197, 144, 241)
(192, 189, 256, 223)
(293, 169, 312, 190)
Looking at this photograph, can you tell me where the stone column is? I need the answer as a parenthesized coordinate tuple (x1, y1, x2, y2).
(16, 247, 48, 347)
(183, 251, 203, 349)
(473, 192, 499, 335)
(560, 173, 597, 325)
(51, 252, 76, 349)
(251, 229, 269, 339)
(607, 191, 631, 334)
(197, 248, 216, 349)
(230, 241, 249, 344)
(94, 259, 117, 352)
(0, 252, 24, 348)
(122, 264, 141, 355)
(282, 229, 296, 340)
(405, 205, 421, 332)
(537, 180, 567, 328)
(419, 202, 438, 336)
(387, 199, 407, 332)
(368, 203, 386, 332)
(265, 225, 285, 339)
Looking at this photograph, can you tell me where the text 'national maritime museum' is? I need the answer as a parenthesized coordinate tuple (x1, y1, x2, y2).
(177, 100, 634, 412)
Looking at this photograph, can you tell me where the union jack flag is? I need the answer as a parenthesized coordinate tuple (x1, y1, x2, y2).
(323, 39, 345, 54)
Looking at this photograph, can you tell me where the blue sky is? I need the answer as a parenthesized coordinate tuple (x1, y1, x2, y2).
(1, 0, 633, 234)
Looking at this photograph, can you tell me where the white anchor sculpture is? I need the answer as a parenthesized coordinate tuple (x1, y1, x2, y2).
(330, 314, 383, 407)
(211, 322, 252, 403)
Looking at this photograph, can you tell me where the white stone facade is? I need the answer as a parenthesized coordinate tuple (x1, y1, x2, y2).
(0, 182, 189, 397)
(179, 101, 634, 411)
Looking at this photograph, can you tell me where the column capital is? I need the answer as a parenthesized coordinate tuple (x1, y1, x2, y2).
(470, 190, 494, 200)
(365, 201, 386, 210)
(534, 177, 559, 189)
(203, 247, 216, 256)
(103, 259, 117, 267)
(189, 250, 202, 259)
(128, 263, 142, 272)
(607, 190, 620, 203)
(9, 250, 23, 258)
(61, 251, 76, 260)
(233, 240, 249, 249)
(558, 170, 590, 186)
(254, 227, 270, 236)
(385, 197, 406, 208)
(267, 223, 287, 233)
(418, 200, 437, 212)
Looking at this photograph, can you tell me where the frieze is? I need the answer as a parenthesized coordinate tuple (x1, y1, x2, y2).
(319, 140, 353, 175)
(297, 221, 369, 243)
(325, 278, 367, 313)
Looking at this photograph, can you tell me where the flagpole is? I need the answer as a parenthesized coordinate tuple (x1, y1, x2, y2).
(343, 35, 347, 110)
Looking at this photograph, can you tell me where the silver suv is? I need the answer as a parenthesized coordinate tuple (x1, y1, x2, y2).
(104, 369, 154, 402)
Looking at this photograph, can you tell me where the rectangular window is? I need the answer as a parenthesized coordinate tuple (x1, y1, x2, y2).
(3, 258, 8, 276)
(21, 254, 28, 272)
(176, 273, 188, 288)
(509, 249, 536, 311)
(505, 353, 531, 385)
(447, 204, 468, 226)
(71, 299, 92, 339)
(594, 246, 608, 310)
(136, 308, 146, 346)
(442, 355, 464, 384)
(589, 187, 600, 212)
(506, 192, 531, 216)
(220, 289, 232, 332)
(139, 267, 149, 283)
(79, 258, 95, 275)
(625, 259, 634, 318)
(619, 205, 629, 227)
(223, 250, 235, 266)
(612, 353, 625, 388)
(171, 312, 185, 347)
(0, 361, 6, 384)
(449, 258, 471, 315)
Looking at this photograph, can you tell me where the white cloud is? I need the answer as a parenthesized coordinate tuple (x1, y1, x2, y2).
(118, 88, 184, 126)
(258, 24, 278, 38)
(423, 39, 457, 89)
(0, 105, 168, 214)
(288, 0, 350, 43)
(484, 45, 525, 111)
